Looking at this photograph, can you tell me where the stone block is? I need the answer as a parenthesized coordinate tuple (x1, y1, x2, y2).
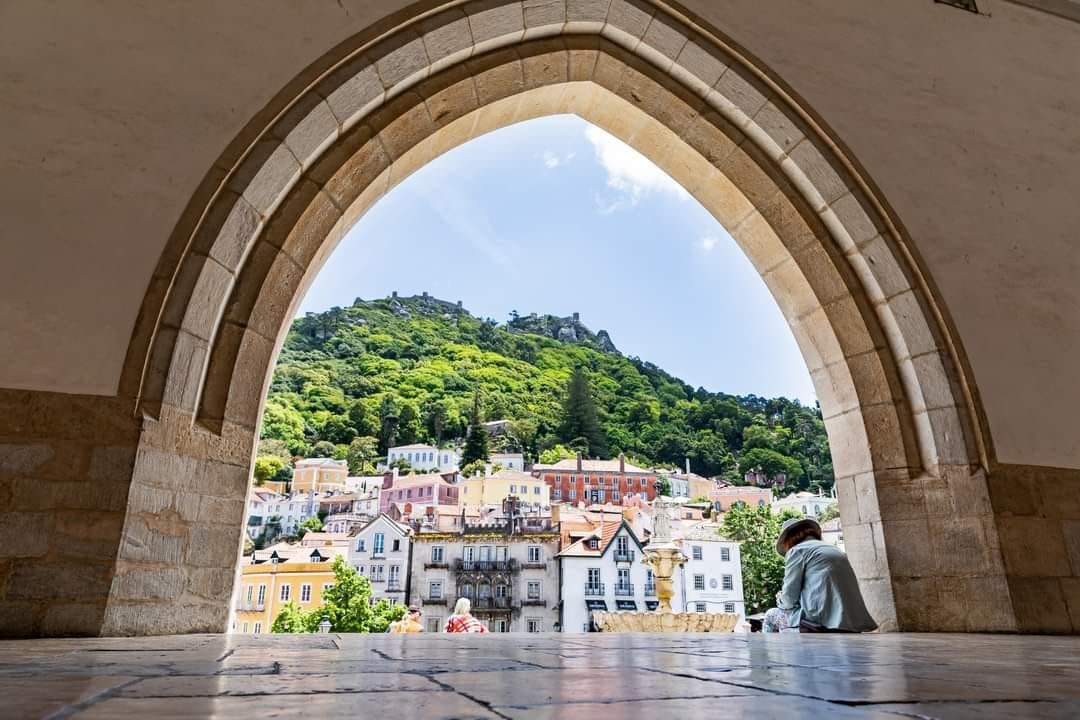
(590, 49, 626, 92)
(0, 512, 52, 558)
(1062, 577, 1080, 631)
(197, 496, 246, 528)
(762, 260, 818, 326)
(471, 51, 527, 106)
(602, 0, 651, 51)
(9, 561, 111, 601)
(51, 510, 125, 560)
(985, 467, 1041, 517)
(430, 111, 479, 160)
(936, 575, 1017, 632)
(823, 408, 873, 477)
(821, 295, 878, 361)
(0, 601, 36, 637)
(929, 515, 999, 576)
(680, 111, 741, 169)
(110, 568, 186, 601)
(753, 101, 803, 154)
(715, 144, 781, 211)
(871, 469, 929, 523)
(187, 525, 242, 567)
(523, 0, 565, 38)
(692, 173, 753, 230)
(88, 445, 137, 486)
(424, 71, 480, 128)
(187, 567, 235, 602)
(1032, 471, 1080, 520)
(788, 306, 843, 373)
(239, 141, 302, 218)
(466, 0, 524, 53)
(832, 474, 859, 527)
(103, 600, 229, 636)
(0, 444, 54, 474)
(372, 32, 430, 93)
(326, 62, 384, 130)
(566, 45, 599, 82)
(831, 192, 880, 249)
(842, 521, 885, 581)
(420, 9, 473, 75)
(41, 603, 104, 636)
(223, 329, 276, 428)
(118, 517, 187, 566)
(1009, 577, 1072, 633)
(996, 516, 1071, 577)
(565, 0, 612, 33)
(521, 46, 569, 90)
(880, 517, 937, 577)
(891, 575, 940, 632)
(178, 258, 232, 343)
(917, 406, 973, 469)
(375, 94, 436, 161)
(672, 37, 727, 98)
(788, 137, 847, 208)
(283, 100, 339, 170)
(639, 13, 687, 69)
(712, 68, 767, 119)
(245, 252, 305, 345)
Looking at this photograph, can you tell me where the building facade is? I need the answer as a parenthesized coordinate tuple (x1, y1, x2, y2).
(491, 452, 525, 471)
(386, 444, 460, 472)
(348, 515, 412, 606)
(410, 518, 560, 633)
(678, 522, 745, 623)
(457, 469, 549, 510)
(709, 484, 773, 512)
(245, 490, 319, 540)
(379, 470, 460, 516)
(532, 456, 659, 506)
(772, 491, 837, 518)
(233, 544, 344, 634)
(291, 458, 348, 494)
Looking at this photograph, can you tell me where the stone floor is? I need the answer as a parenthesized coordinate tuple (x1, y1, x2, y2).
(4, 633, 1080, 719)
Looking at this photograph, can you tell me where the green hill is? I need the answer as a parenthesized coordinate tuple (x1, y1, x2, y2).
(259, 294, 833, 490)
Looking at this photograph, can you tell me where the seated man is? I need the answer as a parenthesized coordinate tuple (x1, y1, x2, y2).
(764, 518, 877, 633)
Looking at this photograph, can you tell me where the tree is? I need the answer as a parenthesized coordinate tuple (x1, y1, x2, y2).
(721, 503, 803, 614)
(321, 556, 405, 632)
(558, 366, 608, 458)
(253, 456, 284, 486)
(424, 400, 450, 445)
(297, 516, 324, 538)
(312, 440, 337, 458)
(319, 414, 357, 445)
(817, 503, 840, 523)
(346, 436, 379, 475)
(271, 601, 313, 633)
(377, 395, 400, 452)
(507, 418, 538, 459)
(538, 444, 575, 465)
(737, 447, 803, 484)
(257, 438, 293, 464)
(397, 402, 422, 445)
(461, 391, 490, 467)
(388, 456, 412, 473)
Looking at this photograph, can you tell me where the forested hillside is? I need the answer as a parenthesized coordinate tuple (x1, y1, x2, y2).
(259, 295, 833, 491)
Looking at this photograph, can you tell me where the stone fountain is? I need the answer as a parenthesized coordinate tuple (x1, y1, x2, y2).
(591, 498, 739, 633)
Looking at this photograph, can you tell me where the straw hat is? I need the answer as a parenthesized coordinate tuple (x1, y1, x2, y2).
(776, 517, 821, 556)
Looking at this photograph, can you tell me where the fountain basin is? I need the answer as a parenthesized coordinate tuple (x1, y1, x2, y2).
(591, 611, 739, 633)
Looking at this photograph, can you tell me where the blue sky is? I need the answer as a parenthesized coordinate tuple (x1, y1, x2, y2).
(298, 115, 817, 405)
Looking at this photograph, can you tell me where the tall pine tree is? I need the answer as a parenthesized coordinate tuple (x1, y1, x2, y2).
(559, 366, 609, 458)
(461, 391, 490, 467)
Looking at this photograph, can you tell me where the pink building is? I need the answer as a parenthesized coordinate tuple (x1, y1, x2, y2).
(379, 470, 460, 516)
(709, 484, 773, 512)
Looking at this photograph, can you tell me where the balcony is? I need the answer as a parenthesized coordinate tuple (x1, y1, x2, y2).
(453, 559, 519, 572)
(371, 552, 386, 560)
(522, 598, 546, 607)
(614, 583, 635, 597)
(424, 561, 450, 570)
(521, 561, 546, 570)
(370, 576, 386, 584)
(472, 597, 516, 611)
(237, 602, 265, 612)
(422, 595, 447, 605)
(644, 583, 656, 596)
(386, 581, 404, 592)
(584, 583, 605, 597)
(613, 549, 635, 563)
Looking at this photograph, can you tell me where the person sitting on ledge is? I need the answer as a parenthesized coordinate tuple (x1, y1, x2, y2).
(763, 518, 877, 633)
(443, 598, 489, 633)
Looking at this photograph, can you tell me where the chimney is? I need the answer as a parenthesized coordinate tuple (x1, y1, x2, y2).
(576, 454, 583, 472)
(685, 457, 690, 475)
(382, 470, 394, 489)
(619, 452, 625, 473)
(551, 503, 561, 526)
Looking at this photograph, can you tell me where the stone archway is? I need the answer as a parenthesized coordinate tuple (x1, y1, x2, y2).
(104, 0, 1009, 635)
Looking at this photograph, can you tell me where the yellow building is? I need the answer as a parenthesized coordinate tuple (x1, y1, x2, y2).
(233, 544, 344, 634)
(290, 458, 348, 494)
(458, 468, 550, 508)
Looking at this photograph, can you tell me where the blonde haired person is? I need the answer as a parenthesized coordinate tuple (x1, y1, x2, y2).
(443, 597, 488, 633)
(388, 606, 423, 634)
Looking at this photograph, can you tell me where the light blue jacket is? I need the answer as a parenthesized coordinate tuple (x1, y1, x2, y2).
(778, 539, 877, 632)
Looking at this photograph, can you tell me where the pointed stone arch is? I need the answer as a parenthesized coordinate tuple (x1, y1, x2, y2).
(106, 0, 1009, 635)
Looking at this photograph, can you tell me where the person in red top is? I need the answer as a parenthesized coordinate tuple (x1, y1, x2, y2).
(443, 598, 488, 633)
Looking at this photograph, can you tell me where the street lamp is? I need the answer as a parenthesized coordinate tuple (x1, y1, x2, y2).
(318, 615, 331, 633)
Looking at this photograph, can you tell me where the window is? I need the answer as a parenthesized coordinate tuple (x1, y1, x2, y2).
(569, 489, 577, 500)
(553, 489, 562, 500)
(463, 546, 476, 563)
(494, 583, 507, 599)
(300, 584, 311, 603)
(257, 584, 266, 606)
(323, 583, 333, 593)
(429, 581, 442, 599)
(526, 618, 543, 633)
(617, 568, 629, 588)
(528, 546, 541, 564)
(426, 617, 441, 633)
(242, 622, 248, 633)
(724, 602, 736, 614)
(406, 489, 412, 498)
(527, 581, 541, 600)
(254, 622, 262, 634)
(692, 545, 703, 561)
(587, 568, 601, 587)
(431, 546, 444, 563)
(389, 565, 401, 586)
(373, 532, 385, 555)
(356, 538, 366, 552)
(612, 491, 619, 501)
(509, 484, 517, 493)
(280, 584, 291, 602)
(722, 575, 734, 591)
(356, 565, 364, 574)
(392, 538, 400, 552)
(372, 565, 384, 581)
(479, 546, 492, 562)
(721, 547, 731, 562)
(694, 574, 705, 591)
(695, 603, 707, 613)
(245, 585, 253, 604)
(533, 485, 540, 495)
(616, 536, 629, 555)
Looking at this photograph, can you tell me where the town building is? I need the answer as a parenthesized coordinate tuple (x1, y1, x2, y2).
(245, 490, 319, 540)
(772, 491, 837, 518)
(233, 539, 347, 634)
(709, 484, 773, 512)
(379, 470, 460, 517)
(348, 514, 412, 606)
(820, 517, 844, 549)
(457, 468, 549, 510)
(532, 455, 659, 506)
(345, 475, 385, 494)
(491, 452, 525, 471)
(558, 516, 662, 633)
(677, 522, 745, 622)
(386, 443, 460, 472)
(291, 458, 348, 494)
(410, 511, 560, 633)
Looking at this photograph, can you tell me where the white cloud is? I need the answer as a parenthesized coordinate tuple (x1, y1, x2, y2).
(699, 236, 720, 251)
(584, 124, 688, 212)
(541, 150, 576, 169)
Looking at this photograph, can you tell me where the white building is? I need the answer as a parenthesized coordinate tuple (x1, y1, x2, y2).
(667, 474, 690, 498)
(491, 452, 525, 471)
(345, 475, 385, 494)
(772, 491, 837, 518)
(386, 443, 460, 472)
(558, 519, 669, 633)
(246, 490, 319, 540)
(348, 514, 412, 606)
(677, 522, 745, 622)
(820, 517, 844, 549)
